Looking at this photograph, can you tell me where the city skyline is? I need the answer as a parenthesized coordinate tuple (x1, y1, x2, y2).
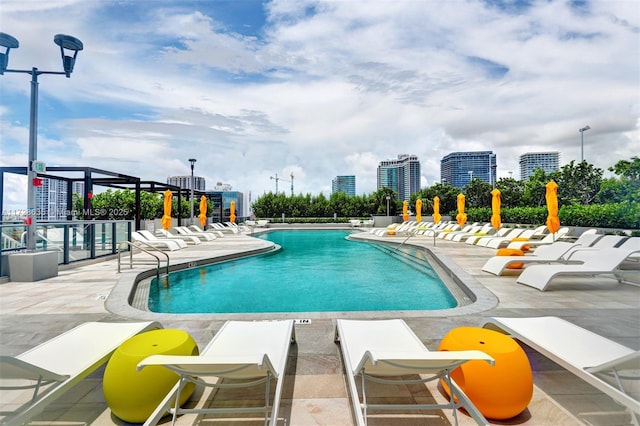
(1, 1, 637, 212)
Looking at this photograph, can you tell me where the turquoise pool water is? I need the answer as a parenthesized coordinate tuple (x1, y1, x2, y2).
(148, 230, 457, 313)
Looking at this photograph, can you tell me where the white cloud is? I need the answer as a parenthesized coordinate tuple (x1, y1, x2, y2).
(1, 0, 638, 212)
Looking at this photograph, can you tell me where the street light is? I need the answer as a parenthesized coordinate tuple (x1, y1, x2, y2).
(579, 125, 591, 162)
(385, 195, 390, 216)
(188, 158, 196, 224)
(0, 32, 83, 251)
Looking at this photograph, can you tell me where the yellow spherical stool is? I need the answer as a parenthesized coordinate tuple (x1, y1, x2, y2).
(496, 248, 525, 269)
(438, 327, 533, 420)
(103, 329, 199, 423)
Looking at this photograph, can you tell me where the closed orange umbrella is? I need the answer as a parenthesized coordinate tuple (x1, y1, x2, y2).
(415, 199, 422, 223)
(490, 189, 501, 229)
(230, 200, 236, 223)
(432, 196, 441, 224)
(456, 193, 467, 226)
(402, 200, 409, 222)
(545, 180, 560, 234)
(161, 190, 172, 230)
(198, 195, 208, 227)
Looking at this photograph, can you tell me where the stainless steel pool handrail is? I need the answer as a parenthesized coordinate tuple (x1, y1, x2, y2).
(400, 228, 437, 247)
(117, 241, 169, 280)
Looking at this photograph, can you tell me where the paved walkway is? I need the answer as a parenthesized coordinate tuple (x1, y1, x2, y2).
(1, 227, 638, 425)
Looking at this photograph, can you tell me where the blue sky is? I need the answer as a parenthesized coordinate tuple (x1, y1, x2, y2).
(1, 0, 638, 211)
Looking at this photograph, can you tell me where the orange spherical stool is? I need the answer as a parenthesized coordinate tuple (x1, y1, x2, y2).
(103, 329, 199, 423)
(496, 248, 525, 269)
(438, 327, 533, 420)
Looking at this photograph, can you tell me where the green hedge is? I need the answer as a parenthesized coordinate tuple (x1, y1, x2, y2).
(459, 202, 639, 229)
(262, 202, 639, 229)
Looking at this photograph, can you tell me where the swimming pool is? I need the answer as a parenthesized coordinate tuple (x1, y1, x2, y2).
(147, 230, 457, 314)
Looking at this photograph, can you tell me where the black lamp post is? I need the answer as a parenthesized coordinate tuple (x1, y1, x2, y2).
(189, 158, 196, 224)
(0, 32, 84, 251)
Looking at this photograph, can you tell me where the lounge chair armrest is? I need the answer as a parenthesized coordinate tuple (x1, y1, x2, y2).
(138, 353, 278, 378)
(355, 350, 494, 375)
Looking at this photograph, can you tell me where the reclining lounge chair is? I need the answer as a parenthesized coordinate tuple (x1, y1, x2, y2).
(335, 319, 494, 425)
(516, 248, 640, 291)
(482, 316, 639, 423)
(0, 321, 161, 426)
(138, 320, 295, 426)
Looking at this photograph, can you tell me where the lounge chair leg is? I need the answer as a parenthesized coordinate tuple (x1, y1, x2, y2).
(264, 372, 271, 426)
(443, 373, 459, 426)
(31, 376, 44, 403)
(361, 373, 368, 425)
(171, 377, 187, 426)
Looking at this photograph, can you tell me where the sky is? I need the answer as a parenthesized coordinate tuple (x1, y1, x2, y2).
(1, 0, 638, 212)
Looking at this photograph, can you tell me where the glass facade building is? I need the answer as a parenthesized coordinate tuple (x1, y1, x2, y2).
(377, 154, 421, 201)
(36, 178, 68, 220)
(441, 151, 497, 188)
(332, 175, 356, 196)
(519, 152, 560, 180)
(205, 191, 244, 223)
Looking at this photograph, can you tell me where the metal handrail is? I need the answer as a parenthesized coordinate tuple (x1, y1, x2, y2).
(117, 240, 169, 280)
(400, 228, 437, 247)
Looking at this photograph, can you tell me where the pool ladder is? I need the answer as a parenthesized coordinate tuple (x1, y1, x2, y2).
(117, 241, 170, 280)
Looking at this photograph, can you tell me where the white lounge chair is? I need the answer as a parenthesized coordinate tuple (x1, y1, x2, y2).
(138, 320, 295, 426)
(335, 319, 494, 426)
(476, 228, 525, 248)
(174, 226, 216, 241)
(506, 227, 570, 250)
(516, 248, 640, 291)
(481, 233, 605, 276)
(132, 231, 182, 251)
(208, 223, 239, 234)
(561, 235, 629, 260)
(482, 317, 640, 423)
(439, 223, 480, 240)
(0, 321, 161, 426)
(188, 224, 224, 238)
(156, 229, 200, 245)
(449, 223, 495, 242)
(482, 225, 548, 249)
(465, 227, 508, 245)
(481, 241, 582, 276)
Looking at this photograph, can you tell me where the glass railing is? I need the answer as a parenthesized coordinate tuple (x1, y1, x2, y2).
(0, 220, 133, 278)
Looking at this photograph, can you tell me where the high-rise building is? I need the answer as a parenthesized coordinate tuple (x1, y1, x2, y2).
(205, 190, 244, 222)
(441, 151, 497, 188)
(377, 154, 421, 201)
(36, 178, 68, 220)
(167, 175, 206, 191)
(519, 152, 560, 180)
(332, 175, 356, 196)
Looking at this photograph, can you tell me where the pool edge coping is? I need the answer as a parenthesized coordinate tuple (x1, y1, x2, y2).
(106, 230, 499, 322)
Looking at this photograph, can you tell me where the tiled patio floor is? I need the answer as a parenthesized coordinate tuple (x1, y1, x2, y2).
(1, 228, 638, 425)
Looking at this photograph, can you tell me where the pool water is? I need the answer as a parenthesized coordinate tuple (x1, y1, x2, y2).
(148, 230, 457, 313)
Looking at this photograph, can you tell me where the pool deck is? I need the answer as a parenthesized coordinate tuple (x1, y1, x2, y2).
(1, 227, 638, 425)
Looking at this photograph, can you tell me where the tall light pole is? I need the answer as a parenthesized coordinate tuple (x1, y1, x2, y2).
(385, 195, 390, 216)
(188, 158, 196, 224)
(579, 125, 591, 162)
(0, 32, 83, 251)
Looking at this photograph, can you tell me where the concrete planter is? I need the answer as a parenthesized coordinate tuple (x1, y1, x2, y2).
(8, 251, 58, 282)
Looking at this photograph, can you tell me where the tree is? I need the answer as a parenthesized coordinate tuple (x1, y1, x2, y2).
(496, 177, 524, 208)
(370, 188, 398, 215)
(522, 168, 554, 207)
(556, 160, 603, 205)
(464, 178, 492, 209)
(599, 157, 640, 202)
